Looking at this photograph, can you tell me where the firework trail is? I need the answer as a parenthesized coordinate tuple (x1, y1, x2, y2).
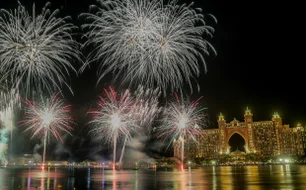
(19, 92, 74, 165)
(81, 0, 216, 94)
(0, 2, 80, 97)
(0, 81, 20, 166)
(157, 93, 206, 168)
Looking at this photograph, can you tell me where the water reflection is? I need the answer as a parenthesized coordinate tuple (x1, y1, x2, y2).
(280, 164, 284, 175)
(212, 166, 216, 190)
(219, 166, 233, 190)
(269, 165, 273, 174)
(278, 164, 293, 188)
(187, 169, 192, 189)
(27, 169, 31, 189)
(245, 166, 261, 190)
(101, 168, 105, 189)
(112, 170, 117, 190)
(40, 175, 44, 189)
(87, 168, 90, 189)
(135, 170, 138, 190)
(67, 168, 75, 189)
(178, 170, 187, 190)
(1, 165, 306, 189)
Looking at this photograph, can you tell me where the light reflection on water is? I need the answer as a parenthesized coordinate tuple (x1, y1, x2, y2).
(0, 165, 306, 189)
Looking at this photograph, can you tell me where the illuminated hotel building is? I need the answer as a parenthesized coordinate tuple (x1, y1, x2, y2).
(173, 108, 305, 161)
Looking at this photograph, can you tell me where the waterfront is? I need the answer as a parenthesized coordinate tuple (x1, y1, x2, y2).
(1, 165, 306, 189)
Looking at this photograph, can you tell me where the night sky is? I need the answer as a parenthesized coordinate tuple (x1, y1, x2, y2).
(1, 0, 304, 159)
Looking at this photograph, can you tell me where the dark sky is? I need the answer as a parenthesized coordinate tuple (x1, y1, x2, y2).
(1, 0, 304, 127)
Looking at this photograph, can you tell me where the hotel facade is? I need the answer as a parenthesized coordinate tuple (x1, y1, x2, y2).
(173, 108, 305, 162)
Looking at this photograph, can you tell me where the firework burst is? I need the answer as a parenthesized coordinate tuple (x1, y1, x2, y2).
(157, 93, 206, 167)
(0, 2, 80, 96)
(19, 92, 74, 164)
(88, 87, 137, 168)
(81, 0, 216, 94)
(88, 87, 137, 144)
(88, 86, 161, 168)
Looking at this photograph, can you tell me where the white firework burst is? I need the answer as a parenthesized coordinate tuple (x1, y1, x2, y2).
(88, 87, 138, 167)
(88, 86, 161, 167)
(19, 92, 74, 164)
(0, 2, 80, 96)
(157, 93, 207, 166)
(157, 93, 206, 147)
(81, 0, 216, 94)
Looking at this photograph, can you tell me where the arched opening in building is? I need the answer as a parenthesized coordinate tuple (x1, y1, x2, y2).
(228, 133, 246, 152)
